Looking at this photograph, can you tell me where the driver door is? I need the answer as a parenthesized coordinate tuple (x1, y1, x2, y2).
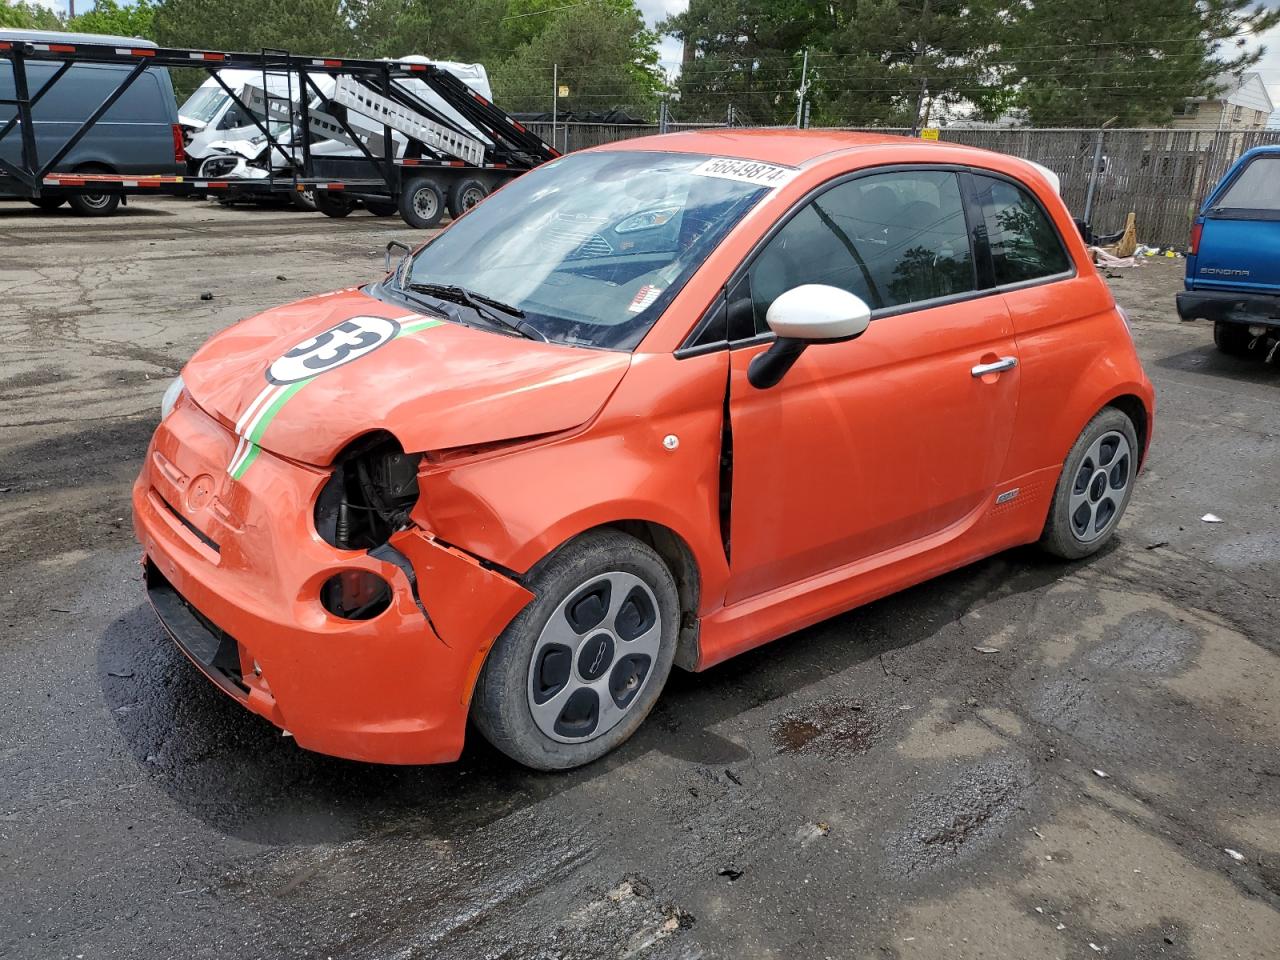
(724, 168, 1021, 604)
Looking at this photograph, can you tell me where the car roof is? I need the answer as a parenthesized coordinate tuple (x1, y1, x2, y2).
(595, 128, 1005, 169)
(0, 28, 157, 47)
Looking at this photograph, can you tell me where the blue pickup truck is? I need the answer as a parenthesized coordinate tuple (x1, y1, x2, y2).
(1176, 145, 1280, 358)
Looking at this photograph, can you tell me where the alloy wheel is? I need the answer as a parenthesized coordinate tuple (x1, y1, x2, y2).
(1068, 430, 1132, 543)
(527, 571, 661, 743)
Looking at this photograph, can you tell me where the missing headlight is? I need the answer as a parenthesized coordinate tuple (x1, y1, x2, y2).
(314, 433, 421, 550)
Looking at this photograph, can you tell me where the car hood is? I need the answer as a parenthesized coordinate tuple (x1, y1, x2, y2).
(182, 287, 631, 466)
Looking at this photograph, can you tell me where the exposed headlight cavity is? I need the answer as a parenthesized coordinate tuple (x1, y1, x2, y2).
(160, 374, 185, 420)
(314, 433, 421, 550)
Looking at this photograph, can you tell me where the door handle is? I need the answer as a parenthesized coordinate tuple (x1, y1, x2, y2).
(971, 356, 1018, 378)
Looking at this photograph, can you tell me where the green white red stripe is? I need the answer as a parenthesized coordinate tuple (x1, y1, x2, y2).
(227, 313, 442, 479)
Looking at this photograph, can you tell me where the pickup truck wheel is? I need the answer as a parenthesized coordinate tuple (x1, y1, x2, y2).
(1213, 320, 1258, 357)
(398, 177, 445, 229)
(313, 190, 354, 218)
(1040, 408, 1139, 561)
(471, 530, 679, 770)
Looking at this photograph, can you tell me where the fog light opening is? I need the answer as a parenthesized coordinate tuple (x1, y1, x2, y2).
(321, 570, 392, 621)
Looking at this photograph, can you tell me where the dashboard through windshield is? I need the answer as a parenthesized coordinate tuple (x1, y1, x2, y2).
(392, 151, 780, 350)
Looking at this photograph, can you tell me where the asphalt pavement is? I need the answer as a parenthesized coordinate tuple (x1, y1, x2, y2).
(1, 197, 1277, 959)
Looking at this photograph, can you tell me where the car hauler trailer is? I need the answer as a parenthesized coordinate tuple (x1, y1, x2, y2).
(0, 38, 558, 227)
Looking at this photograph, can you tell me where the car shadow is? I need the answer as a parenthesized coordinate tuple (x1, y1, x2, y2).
(1153, 341, 1279, 385)
(98, 544, 1075, 847)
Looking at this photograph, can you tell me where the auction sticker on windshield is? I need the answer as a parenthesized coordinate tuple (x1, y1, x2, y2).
(691, 157, 797, 188)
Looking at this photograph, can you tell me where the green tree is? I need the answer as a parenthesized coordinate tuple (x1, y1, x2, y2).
(491, 0, 663, 117)
(153, 0, 353, 56)
(0, 1, 61, 29)
(663, 0, 829, 125)
(67, 0, 157, 40)
(817, 0, 1004, 127)
(982, 0, 1280, 126)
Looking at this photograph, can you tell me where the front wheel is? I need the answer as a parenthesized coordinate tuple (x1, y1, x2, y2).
(1040, 407, 1139, 560)
(1214, 320, 1258, 357)
(472, 530, 680, 770)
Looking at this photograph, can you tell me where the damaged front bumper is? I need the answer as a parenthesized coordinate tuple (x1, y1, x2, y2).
(132, 397, 533, 764)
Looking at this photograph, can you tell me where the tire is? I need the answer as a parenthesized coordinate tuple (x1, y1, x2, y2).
(472, 529, 680, 770)
(447, 177, 488, 220)
(313, 190, 354, 218)
(290, 188, 317, 212)
(364, 199, 398, 217)
(28, 196, 65, 211)
(1040, 407, 1140, 560)
(397, 176, 445, 229)
(67, 191, 120, 216)
(1213, 320, 1258, 357)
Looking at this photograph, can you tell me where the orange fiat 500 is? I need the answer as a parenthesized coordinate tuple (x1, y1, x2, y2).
(134, 131, 1154, 769)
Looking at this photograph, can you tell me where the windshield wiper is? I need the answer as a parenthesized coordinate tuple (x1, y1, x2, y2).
(405, 282, 547, 342)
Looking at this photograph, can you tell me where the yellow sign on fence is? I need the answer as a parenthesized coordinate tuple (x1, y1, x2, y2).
(920, 128, 940, 141)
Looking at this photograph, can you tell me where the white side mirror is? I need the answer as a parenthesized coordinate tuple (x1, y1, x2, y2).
(750, 285, 873, 389)
(765, 284, 872, 342)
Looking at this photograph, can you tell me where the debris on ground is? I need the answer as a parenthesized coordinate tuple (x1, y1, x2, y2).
(717, 867, 743, 882)
(1225, 848, 1245, 861)
(1201, 513, 1224, 523)
(973, 646, 1000, 654)
(1093, 769, 1110, 779)
(199, 291, 213, 301)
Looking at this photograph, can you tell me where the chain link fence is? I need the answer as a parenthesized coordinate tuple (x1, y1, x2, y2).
(524, 122, 1280, 249)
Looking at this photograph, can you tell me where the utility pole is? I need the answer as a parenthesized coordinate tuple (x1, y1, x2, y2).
(551, 63, 558, 151)
(909, 0, 931, 136)
(795, 49, 809, 128)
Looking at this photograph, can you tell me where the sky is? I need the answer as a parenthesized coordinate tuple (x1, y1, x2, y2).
(31, 0, 1280, 116)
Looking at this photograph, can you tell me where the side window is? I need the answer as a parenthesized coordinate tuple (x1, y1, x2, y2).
(974, 175, 1071, 285)
(747, 170, 975, 332)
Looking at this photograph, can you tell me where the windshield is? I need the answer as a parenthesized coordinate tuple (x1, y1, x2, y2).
(180, 86, 229, 124)
(398, 151, 777, 350)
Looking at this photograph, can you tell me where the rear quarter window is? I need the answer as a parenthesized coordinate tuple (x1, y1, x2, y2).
(974, 174, 1072, 286)
(1216, 157, 1280, 211)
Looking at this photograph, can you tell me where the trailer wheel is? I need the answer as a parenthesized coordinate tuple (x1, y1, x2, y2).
(291, 188, 317, 212)
(29, 196, 66, 211)
(313, 190, 355, 218)
(447, 178, 488, 219)
(68, 191, 120, 217)
(399, 177, 445, 229)
(364, 199, 398, 217)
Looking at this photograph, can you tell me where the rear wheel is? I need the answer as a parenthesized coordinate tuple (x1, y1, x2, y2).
(447, 177, 487, 219)
(29, 196, 65, 211)
(68, 191, 120, 217)
(1214, 320, 1259, 357)
(313, 190, 354, 218)
(398, 176, 445, 229)
(472, 530, 679, 770)
(364, 199, 398, 217)
(1040, 408, 1139, 560)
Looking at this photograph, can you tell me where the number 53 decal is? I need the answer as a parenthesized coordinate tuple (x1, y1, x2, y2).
(267, 316, 401, 385)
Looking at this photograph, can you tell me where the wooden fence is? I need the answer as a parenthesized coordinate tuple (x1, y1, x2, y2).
(524, 122, 1280, 249)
